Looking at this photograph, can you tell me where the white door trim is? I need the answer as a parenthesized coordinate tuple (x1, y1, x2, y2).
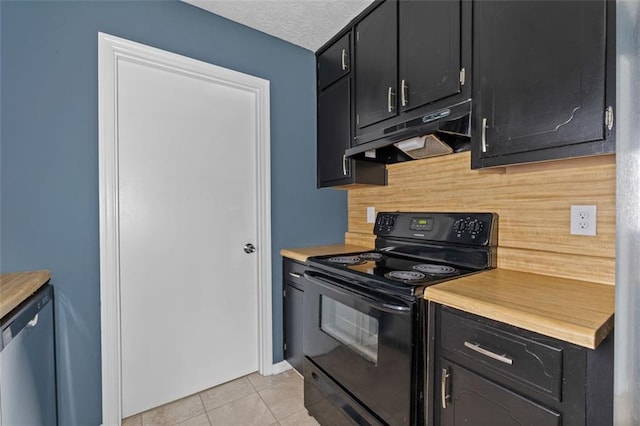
(98, 32, 272, 425)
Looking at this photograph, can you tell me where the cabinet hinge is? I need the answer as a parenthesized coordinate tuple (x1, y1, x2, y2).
(284, 343, 287, 351)
(356, 114, 360, 125)
(605, 106, 614, 131)
(283, 289, 286, 298)
(356, 31, 360, 43)
(459, 68, 466, 86)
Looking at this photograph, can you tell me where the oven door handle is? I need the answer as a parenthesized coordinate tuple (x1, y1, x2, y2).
(303, 272, 412, 314)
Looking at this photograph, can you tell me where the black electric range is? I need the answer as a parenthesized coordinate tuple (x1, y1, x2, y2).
(307, 212, 497, 299)
(303, 212, 498, 426)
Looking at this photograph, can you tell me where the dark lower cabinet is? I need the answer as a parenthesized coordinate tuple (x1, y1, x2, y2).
(471, 0, 615, 168)
(438, 362, 561, 426)
(283, 259, 305, 374)
(428, 304, 614, 426)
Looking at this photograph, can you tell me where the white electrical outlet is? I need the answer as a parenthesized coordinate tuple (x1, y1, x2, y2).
(367, 206, 376, 223)
(570, 205, 597, 236)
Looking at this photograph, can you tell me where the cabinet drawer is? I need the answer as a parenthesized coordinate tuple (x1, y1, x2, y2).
(283, 259, 307, 291)
(440, 308, 563, 401)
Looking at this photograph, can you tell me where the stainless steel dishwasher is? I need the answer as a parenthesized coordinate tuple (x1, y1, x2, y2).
(0, 285, 57, 426)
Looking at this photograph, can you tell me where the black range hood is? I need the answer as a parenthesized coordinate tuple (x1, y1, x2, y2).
(346, 99, 471, 164)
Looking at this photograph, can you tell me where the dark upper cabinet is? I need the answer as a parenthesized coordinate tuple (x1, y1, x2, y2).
(353, 0, 470, 146)
(398, 1, 462, 113)
(471, 0, 615, 168)
(317, 78, 353, 185)
(355, 0, 398, 129)
(317, 31, 387, 188)
(318, 33, 350, 90)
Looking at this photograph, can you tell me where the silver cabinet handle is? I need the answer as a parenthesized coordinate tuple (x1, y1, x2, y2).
(387, 87, 395, 113)
(481, 118, 488, 152)
(342, 155, 349, 176)
(441, 368, 450, 409)
(464, 341, 513, 365)
(401, 79, 408, 107)
(243, 243, 256, 254)
(605, 105, 614, 130)
(288, 272, 302, 279)
(341, 49, 348, 71)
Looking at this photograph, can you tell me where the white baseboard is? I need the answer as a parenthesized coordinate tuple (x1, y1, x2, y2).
(270, 360, 293, 375)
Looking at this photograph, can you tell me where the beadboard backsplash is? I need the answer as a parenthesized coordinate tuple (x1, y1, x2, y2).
(345, 151, 615, 285)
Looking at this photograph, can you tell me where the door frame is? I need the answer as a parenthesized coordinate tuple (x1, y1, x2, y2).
(97, 32, 272, 425)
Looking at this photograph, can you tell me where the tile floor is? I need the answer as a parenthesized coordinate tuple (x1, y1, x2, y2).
(122, 369, 319, 426)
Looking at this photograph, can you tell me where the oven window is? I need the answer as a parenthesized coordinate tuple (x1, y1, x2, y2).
(320, 296, 379, 363)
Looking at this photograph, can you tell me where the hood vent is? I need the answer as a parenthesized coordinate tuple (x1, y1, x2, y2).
(346, 99, 471, 164)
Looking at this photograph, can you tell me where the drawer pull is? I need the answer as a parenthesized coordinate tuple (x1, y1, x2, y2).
(288, 272, 302, 279)
(464, 341, 513, 365)
(441, 368, 450, 409)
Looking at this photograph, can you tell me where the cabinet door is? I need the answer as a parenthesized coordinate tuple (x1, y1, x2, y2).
(318, 33, 350, 90)
(475, 0, 607, 159)
(355, 0, 398, 129)
(284, 282, 304, 374)
(317, 77, 352, 187)
(439, 361, 561, 426)
(398, 0, 461, 112)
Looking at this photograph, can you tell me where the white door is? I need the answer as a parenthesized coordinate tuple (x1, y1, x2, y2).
(98, 34, 272, 420)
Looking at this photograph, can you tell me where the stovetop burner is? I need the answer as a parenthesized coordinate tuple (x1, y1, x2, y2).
(359, 252, 385, 261)
(326, 255, 366, 265)
(413, 264, 459, 275)
(384, 270, 428, 283)
(307, 249, 483, 297)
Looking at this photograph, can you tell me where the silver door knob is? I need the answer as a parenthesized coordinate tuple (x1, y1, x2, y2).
(244, 243, 256, 254)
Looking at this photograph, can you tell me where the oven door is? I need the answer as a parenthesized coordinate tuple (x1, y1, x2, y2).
(303, 270, 415, 426)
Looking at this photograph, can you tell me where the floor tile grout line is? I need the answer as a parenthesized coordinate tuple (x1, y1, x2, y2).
(137, 372, 297, 426)
(166, 409, 207, 426)
(247, 372, 261, 392)
(200, 376, 258, 413)
(196, 393, 212, 426)
(158, 391, 208, 426)
(256, 387, 280, 423)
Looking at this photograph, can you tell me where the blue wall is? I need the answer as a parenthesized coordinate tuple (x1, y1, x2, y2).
(0, 1, 347, 424)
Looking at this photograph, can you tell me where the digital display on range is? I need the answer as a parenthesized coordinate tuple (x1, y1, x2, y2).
(410, 217, 434, 231)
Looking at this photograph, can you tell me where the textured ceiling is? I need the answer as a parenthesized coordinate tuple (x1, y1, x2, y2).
(182, 0, 375, 52)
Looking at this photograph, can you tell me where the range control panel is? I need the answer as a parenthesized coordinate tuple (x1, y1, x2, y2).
(374, 212, 497, 246)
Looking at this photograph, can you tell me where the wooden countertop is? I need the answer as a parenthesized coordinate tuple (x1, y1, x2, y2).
(0, 270, 51, 319)
(280, 244, 372, 263)
(424, 269, 614, 349)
